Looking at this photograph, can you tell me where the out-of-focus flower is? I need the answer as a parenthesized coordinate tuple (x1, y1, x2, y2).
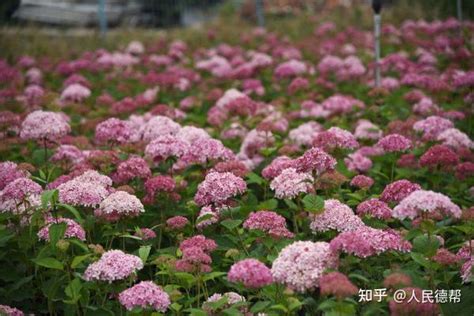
(319, 272, 358, 299)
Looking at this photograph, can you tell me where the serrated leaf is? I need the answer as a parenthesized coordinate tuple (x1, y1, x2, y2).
(221, 219, 242, 231)
(302, 194, 324, 214)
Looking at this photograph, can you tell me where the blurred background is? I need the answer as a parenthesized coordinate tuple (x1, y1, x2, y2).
(0, 0, 472, 29)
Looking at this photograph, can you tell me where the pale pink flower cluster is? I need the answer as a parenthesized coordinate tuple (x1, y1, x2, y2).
(310, 199, 365, 233)
(58, 171, 112, 207)
(392, 190, 462, 220)
(288, 121, 323, 147)
(20, 110, 71, 141)
(166, 216, 189, 230)
(313, 127, 359, 150)
(139, 116, 181, 142)
(95, 191, 144, 221)
(145, 135, 189, 162)
(0, 177, 42, 215)
(0, 161, 27, 190)
(228, 258, 273, 288)
(271, 241, 338, 292)
(194, 172, 246, 206)
(321, 95, 364, 115)
(0, 304, 24, 316)
(354, 120, 383, 140)
(317, 55, 365, 80)
(270, 168, 313, 199)
(118, 281, 170, 312)
(83, 250, 143, 282)
(243, 210, 294, 238)
(125, 40, 145, 55)
(274, 59, 307, 78)
(344, 153, 372, 172)
(203, 292, 246, 315)
(60, 83, 91, 104)
(50, 145, 84, 164)
(437, 128, 473, 149)
(413, 116, 453, 141)
(330, 226, 412, 257)
(261, 156, 295, 180)
(350, 175, 374, 189)
(178, 138, 234, 167)
(95, 118, 138, 144)
(37, 217, 86, 241)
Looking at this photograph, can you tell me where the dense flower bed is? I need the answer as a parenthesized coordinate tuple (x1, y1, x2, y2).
(0, 12, 473, 316)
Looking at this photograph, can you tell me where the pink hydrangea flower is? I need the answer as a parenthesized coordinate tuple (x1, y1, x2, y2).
(310, 199, 365, 233)
(437, 128, 473, 149)
(58, 179, 109, 207)
(392, 190, 461, 220)
(288, 122, 323, 147)
(344, 153, 372, 172)
(356, 198, 392, 219)
(194, 172, 246, 206)
(261, 156, 295, 180)
(60, 83, 91, 103)
(376, 134, 412, 153)
(413, 116, 453, 141)
(330, 226, 412, 257)
(0, 161, 28, 190)
(95, 191, 144, 221)
(313, 127, 359, 150)
(389, 287, 440, 316)
(203, 292, 247, 314)
(20, 110, 71, 141)
(354, 120, 382, 140)
(112, 156, 151, 184)
(38, 217, 86, 241)
(228, 258, 273, 288)
(271, 241, 338, 292)
(270, 168, 314, 199)
(380, 179, 422, 203)
(139, 116, 181, 142)
(95, 118, 137, 144)
(145, 135, 189, 163)
(135, 228, 156, 240)
(274, 59, 307, 78)
(419, 144, 459, 168)
(295, 147, 337, 174)
(83, 250, 143, 282)
(166, 216, 189, 230)
(350, 175, 374, 189)
(119, 281, 170, 312)
(50, 145, 84, 164)
(175, 235, 217, 273)
(320, 272, 358, 298)
(0, 304, 24, 316)
(243, 210, 294, 238)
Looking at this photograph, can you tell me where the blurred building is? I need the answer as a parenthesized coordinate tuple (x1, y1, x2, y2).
(10, 0, 222, 27)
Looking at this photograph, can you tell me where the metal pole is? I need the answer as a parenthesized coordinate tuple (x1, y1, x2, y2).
(457, 0, 462, 23)
(255, 0, 265, 28)
(374, 13, 381, 88)
(98, 0, 107, 38)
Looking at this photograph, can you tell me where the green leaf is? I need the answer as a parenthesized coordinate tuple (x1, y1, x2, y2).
(302, 194, 324, 214)
(33, 257, 63, 270)
(71, 254, 92, 269)
(139, 245, 151, 264)
(257, 199, 278, 210)
(196, 213, 214, 224)
(412, 234, 440, 257)
(64, 278, 82, 304)
(206, 296, 228, 310)
(410, 252, 431, 268)
(203, 271, 226, 282)
(246, 172, 264, 185)
(49, 222, 67, 246)
(57, 204, 83, 221)
(220, 219, 242, 231)
(41, 190, 57, 210)
(184, 309, 207, 316)
(250, 301, 271, 313)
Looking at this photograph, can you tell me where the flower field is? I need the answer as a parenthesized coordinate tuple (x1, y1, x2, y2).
(0, 5, 473, 316)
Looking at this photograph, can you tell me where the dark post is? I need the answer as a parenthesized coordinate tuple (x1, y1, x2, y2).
(98, 0, 107, 38)
(255, 0, 265, 28)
